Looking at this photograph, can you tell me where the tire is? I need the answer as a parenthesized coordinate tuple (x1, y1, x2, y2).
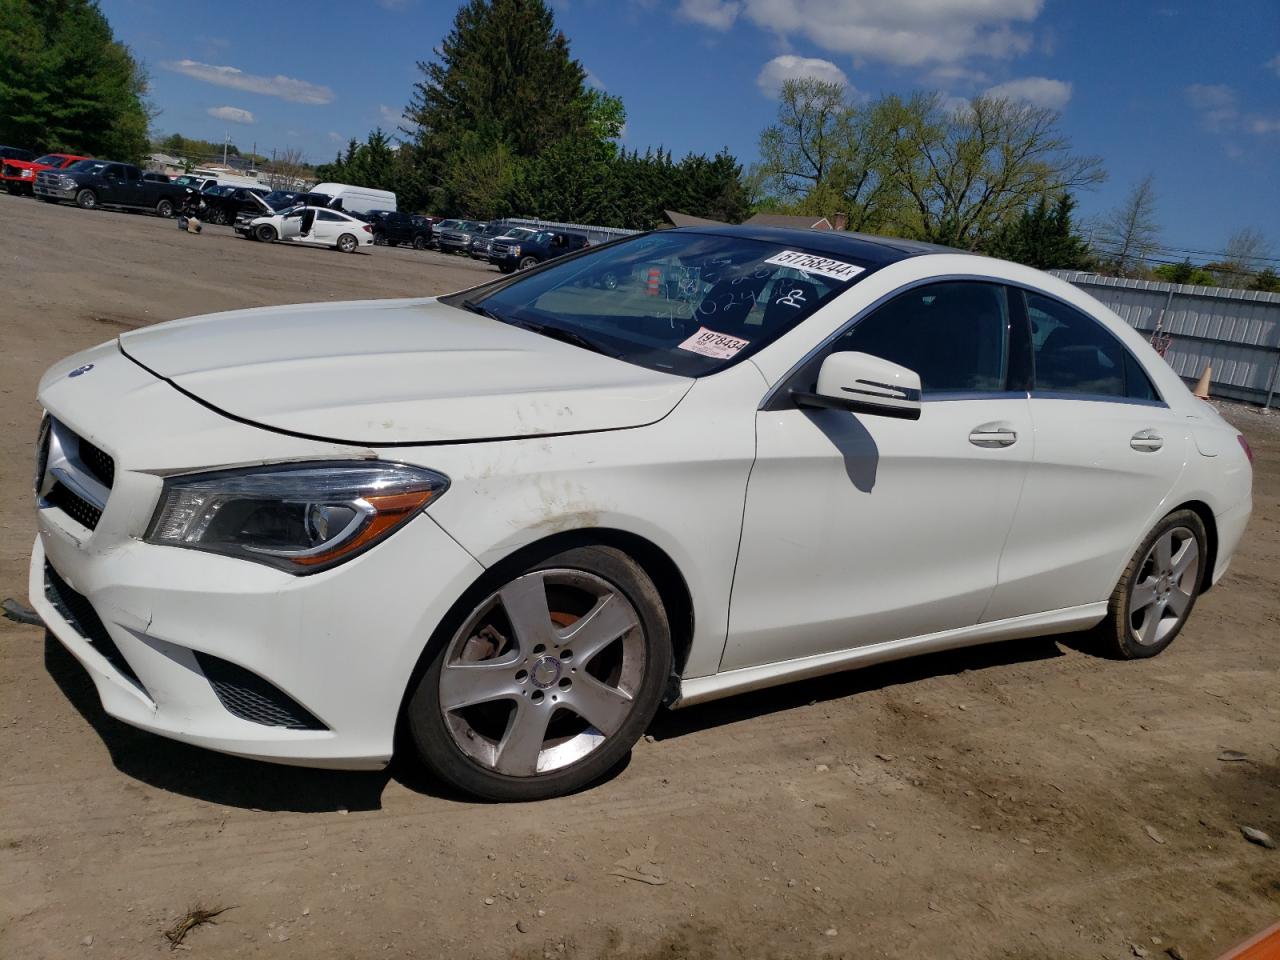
(155, 198, 175, 218)
(406, 545, 672, 802)
(255, 224, 277, 243)
(75, 189, 97, 210)
(337, 233, 358, 253)
(38, 195, 56, 203)
(499, 265, 514, 274)
(600, 271, 619, 290)
(1095, 508, 1207, 659)
(518, 255, 539, 271)
(412, 235, 427, 250)
(6, 183, 20, 196)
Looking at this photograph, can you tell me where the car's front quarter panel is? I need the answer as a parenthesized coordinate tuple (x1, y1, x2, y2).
(413, 359, 767, 680)
(32, 340, 486, 768)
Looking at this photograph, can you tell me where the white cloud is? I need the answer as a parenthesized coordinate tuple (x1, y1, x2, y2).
(327, 131, 344, 143)
(939, 94, 974, 116)
(1267, 53, 1280, 78)
(378, 104, 412, 128)
(687, 0, 1043, 67)
(1186, 83, 1237, 132)
(756, 55, 848, 97)
(206, 105, 255, 124)
(585, 68, 606, 90)
(983, 76, 1072, 110)
(375, 0, 415, 9)
(1251, 117, 1280, 134)
(676, 0, 741, 30)
(162, 59, 333, 104)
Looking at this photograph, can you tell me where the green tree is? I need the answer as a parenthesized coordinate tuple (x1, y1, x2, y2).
(1249, 268, 1279, 293)
(406, 0, 592, 185)
(314, 129, 400, 191)
(986, 193, 1093, 270)
(0, 0, 151, 161)
(1152, 258, 1217, 286)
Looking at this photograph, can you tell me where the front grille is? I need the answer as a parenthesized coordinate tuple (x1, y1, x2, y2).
(79, 439, 115, 488)
(195, 653, 326, 730)
(492, 243, 511, 256)
(44, 561, 147, 693)
(46, 481, 102, 529)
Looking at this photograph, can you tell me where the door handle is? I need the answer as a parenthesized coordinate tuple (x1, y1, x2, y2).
(969, 422, 1018, 448)
(1131, 429, 1164, 452)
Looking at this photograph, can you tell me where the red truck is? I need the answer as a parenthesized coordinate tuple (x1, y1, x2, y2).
(2, 151, 89, 196)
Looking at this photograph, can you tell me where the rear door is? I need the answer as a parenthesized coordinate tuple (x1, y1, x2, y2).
(983, 289, 1189, 621)
(310, 209, 346, 244)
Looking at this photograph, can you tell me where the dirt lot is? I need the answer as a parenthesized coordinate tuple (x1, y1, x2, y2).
(1, 193, 1277, 960)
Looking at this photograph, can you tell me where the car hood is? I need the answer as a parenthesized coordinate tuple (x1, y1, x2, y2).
(118, 297, 693, 445)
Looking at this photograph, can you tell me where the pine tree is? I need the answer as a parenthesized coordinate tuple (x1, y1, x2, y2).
(0, 0, 150, 160)
(986, 193, 1092, 270)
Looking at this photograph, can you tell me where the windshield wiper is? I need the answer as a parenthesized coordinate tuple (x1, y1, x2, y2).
(460, 299, 505, 323)
(507, 319, 616, 357)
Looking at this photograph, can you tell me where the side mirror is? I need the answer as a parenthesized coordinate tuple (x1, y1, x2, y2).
(793, 351, 922, 421)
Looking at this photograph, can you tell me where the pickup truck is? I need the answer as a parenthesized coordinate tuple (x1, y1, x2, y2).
(489, 229, 589, 273)
(35, 159, 193, 217)
(3, 151, 88, 195)
(367, 210, 434, 249)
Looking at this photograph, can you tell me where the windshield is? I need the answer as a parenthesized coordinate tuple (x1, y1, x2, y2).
(68, 160, 108, 175)
(456, 231, 875, 377)
(34, 154, 65, 166)
(263, 191, 297, 209)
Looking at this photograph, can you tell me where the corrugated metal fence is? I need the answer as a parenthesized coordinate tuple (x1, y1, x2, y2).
(1052, 272, 1280, 408)
(495, 217, 639, 247)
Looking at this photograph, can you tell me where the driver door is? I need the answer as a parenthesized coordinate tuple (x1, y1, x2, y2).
(279, 210, 305, 240)
(723, 280, 1035, 671)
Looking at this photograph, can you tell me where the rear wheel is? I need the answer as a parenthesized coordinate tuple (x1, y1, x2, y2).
(255, 224, 277, 243)
(406, 546, 671, 801)
(75, 189, 97, 210)
(1096, 509, 1206, 659)
(337, 233, 358, 253)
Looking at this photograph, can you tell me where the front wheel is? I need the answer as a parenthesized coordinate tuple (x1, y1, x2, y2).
(406, 546, 672, 801)
(75, 189, 97, 210)
(255, 224, 277, 243)
(337, 233, 358, 253)
(518, 255, 538, 271)
(412, 235, 427, 250)
(1096, 509, 1207, 659)
(155, 198, 174, 218)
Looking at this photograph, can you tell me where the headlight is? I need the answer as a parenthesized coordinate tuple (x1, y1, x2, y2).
(509, 245, 521, 256)
(59, 176, 77, 189)
(145, 462, 449, 574)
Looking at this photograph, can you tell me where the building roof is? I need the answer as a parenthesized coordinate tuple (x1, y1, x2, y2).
(669, 224, 967, 265)
(744, 213, 832, 230)
(664, 210, 728, 228)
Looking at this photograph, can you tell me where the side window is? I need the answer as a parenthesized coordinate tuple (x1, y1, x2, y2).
(104, 165, 122, 180)
(1025, 292, 1158, 401)
(826, 281, 1011, 395)
(316, 210, 343, 222)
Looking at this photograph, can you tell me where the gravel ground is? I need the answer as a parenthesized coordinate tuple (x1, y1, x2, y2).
(1, 193, 1277, 960)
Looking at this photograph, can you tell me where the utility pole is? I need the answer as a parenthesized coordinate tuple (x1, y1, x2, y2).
(222, 131, 229, 166)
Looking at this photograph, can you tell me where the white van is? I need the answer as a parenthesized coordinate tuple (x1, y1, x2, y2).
(309, 182, 397, 215)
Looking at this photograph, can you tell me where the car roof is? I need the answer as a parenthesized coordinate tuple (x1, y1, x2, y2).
(667, 224, 967, 266)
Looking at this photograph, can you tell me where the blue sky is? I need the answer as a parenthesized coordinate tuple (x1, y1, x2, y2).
(104, 0, 1279, 256)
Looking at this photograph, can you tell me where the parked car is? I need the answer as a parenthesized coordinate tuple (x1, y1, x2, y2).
(235, 204, 373, 253)
(366, 210, 433, 249)
(489, 229, 589, 272)
(437, 219, 488, 255)
(28, 226, 1253, 802)
(3, 152, 88, 196)
(35, 159, 192, 216)
(171, 175, 218, 192)
(471, 226, 535, 261)
(308, 182, 396, 215)
(201, 185, 271, 225)
(467, 222, 520, 260)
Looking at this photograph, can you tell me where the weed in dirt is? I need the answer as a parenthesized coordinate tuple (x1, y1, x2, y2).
(163, 905, 233, 949)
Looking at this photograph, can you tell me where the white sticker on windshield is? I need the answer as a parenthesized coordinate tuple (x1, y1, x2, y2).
(763, 250, 865, 282)
(678, 327, 750, 360)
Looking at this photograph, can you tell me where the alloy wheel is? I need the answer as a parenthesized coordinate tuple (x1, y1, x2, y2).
(438, 569, 645, 777)
(1127, 525, 1199, 646)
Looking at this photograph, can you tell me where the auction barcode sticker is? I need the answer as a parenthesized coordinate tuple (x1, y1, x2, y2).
(678, 327, 750, 360)
(763, 250, 865, 282)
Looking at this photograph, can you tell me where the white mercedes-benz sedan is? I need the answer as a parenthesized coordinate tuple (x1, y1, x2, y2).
(31, 226, 1253, 800)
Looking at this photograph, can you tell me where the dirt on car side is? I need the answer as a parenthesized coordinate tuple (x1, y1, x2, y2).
(0, 193, 1277, 960)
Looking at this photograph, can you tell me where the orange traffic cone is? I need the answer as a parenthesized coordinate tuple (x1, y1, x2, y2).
(1193, 363, 1213, 399)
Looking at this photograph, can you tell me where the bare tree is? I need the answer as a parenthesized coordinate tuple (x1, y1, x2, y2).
(265, 147, 309, 190)
(1218, 227, 1274, 286)
(1096, 174, 1161, 276)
